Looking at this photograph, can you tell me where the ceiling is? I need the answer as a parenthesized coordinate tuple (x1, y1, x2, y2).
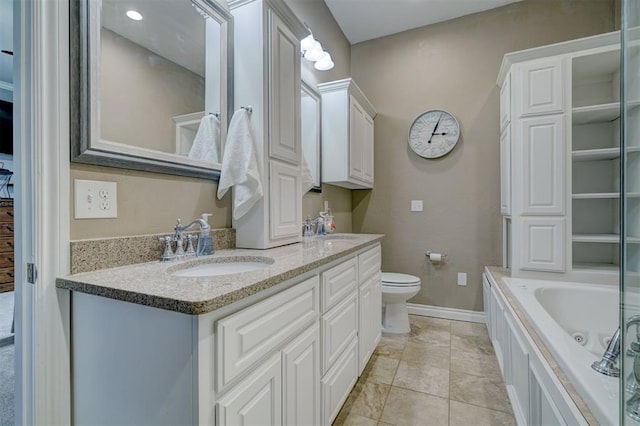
(324, 0, 523, 44)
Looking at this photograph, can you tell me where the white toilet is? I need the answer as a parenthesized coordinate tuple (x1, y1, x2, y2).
(381, 272, 422, 334)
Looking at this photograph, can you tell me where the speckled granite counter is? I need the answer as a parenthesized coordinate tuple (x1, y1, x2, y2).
(484, 266, 598, 425)
(57, 234, 383, 315)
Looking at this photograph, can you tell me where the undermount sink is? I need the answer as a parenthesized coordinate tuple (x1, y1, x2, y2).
(169, 256, 274, 277)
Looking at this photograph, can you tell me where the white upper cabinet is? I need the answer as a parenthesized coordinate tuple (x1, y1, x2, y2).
(520, 115, 565, 215)
(319, 78, 377, 189)
(518, 58, 564, 117)
(230, 0, 306, 249)
(500, 73, 511, 131)
(500, 125, 511, 216)
(268, 11, 301, 165)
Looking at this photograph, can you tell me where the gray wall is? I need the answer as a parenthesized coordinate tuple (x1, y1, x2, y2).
(350, 0, 616, 312)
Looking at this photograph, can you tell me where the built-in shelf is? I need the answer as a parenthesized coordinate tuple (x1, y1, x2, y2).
(572, 262, 619, 273)
(572, 234, 640, 243)
(572, 101, 640, 124)
(572, 146, 640, 161)
(572, 192, 640, 199)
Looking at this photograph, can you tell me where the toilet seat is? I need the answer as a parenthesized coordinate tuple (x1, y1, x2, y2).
(382, 272, 421, 287)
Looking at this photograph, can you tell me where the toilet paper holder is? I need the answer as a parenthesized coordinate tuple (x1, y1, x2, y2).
(425, 251, 448, 262)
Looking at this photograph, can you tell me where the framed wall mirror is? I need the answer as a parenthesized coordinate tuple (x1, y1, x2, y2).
(70, 0, 233, 179)
(301, 80, 321, 192)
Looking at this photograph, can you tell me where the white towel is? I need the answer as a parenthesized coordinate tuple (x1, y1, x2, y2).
(188, 114, 221, 164)
(217, 109, 263, 220)
(301, 154, 315, 193)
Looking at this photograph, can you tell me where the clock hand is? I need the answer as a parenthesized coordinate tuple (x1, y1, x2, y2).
(428, 114, 443, 144)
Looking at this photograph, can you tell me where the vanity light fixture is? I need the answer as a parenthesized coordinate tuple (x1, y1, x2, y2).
(300, 25, 333, 70)
(314, 51, 334, 71)
(126, 10, 143, 21)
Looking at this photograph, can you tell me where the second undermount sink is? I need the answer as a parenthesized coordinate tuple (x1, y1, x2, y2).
(169, 256, 274, 277)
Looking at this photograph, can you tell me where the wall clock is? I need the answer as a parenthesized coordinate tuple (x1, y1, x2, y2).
(408, 109, 460, 159)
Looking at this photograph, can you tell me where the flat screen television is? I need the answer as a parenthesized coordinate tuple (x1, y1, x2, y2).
(0, 100, 12, 156)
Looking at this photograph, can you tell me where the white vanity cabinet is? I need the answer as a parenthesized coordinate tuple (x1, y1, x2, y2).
(70, 242, 383, 426)
(229, 0, 306, 249)
(498, 31, 634, 284)
(318, 78, 377, 189)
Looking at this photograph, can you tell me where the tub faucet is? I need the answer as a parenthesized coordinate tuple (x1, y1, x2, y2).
(591, 326, 621, 377)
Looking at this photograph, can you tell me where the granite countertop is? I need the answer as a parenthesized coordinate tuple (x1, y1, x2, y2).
(57, 234, 383, 315)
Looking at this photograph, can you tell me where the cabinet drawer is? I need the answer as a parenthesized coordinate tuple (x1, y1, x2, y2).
(322, 257, 357, 312)
(358, 244, 381, 283)
(321, 338, 358, 426)
(216, 275, 320, 391)
(321, 291, 358, 375)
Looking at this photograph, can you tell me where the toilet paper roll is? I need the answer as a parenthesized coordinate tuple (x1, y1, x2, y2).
(429, 253, 443, 263)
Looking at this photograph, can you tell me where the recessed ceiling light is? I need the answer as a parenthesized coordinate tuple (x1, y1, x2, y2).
(126, 10, 143, 21)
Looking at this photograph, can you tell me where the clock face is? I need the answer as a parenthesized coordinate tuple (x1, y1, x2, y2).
(408, 110, 460, 159)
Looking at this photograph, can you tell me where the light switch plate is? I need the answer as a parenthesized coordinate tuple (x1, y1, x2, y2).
(74, 179, 118, 219)
(457, 272, 467, 286)
(411, 200, 423, 212)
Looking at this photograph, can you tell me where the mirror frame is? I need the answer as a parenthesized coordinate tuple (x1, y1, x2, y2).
(301, 80, 321, 192)
(70, 0, 233, 180)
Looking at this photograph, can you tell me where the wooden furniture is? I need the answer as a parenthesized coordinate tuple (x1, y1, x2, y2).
(71, 242, 382, 425)
(229, 0, 306, 249)
(319, 79, 377, 189)
(498, 31, 638, 283)
(0, 198, 14, 293)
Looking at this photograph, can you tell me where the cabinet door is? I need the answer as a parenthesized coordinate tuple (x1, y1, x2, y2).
(521, 217, 565, 272)
(358, 277, 373, 374)
(349, 96, 365, 181)
(521, 115, 565, 215)
(321, 339, 358, 425)
(268, 11, 301, 165)
(283, 324, 320, 426)
(500, 125, 511, 216)
(269, 160, 302, 240)
(322, 292, 358, 374)
(362, 113, 374, 185)
(217, 354, 282, 426)
(519, 58, 564, 116)
(359, 272, 382, 375)
(500, 73, 511, 130)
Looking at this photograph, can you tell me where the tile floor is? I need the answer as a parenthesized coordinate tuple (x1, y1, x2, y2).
(333, 315, 515, 426)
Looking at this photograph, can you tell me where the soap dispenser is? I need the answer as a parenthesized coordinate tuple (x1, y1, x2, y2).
(196, 213, 215, 256)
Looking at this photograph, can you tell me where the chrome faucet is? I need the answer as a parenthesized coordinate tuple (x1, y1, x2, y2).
(175, 214, 214, 257)
(591, 326, 621, 377)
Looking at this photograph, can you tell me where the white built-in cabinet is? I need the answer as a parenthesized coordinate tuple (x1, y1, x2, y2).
(318, 79, 377, 189)
(483, 273, 585, 425)
(229, 0, 305, 249)
(498, 31, 638, 283)
(71, 243, 382, 426)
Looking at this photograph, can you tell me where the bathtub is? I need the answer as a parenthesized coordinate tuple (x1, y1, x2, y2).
(503, 277, 619, 425)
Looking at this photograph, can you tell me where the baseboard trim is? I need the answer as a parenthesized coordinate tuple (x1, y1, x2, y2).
(407, 303, 485, 324)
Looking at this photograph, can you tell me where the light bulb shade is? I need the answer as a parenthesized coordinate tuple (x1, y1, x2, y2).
(300, 34, 317, 52)
(314, 52, 334, 70)
(126, 10, 143, 20)
(303, 41, 324, 61)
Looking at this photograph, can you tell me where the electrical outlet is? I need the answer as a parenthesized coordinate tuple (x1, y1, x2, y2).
(457, 272, 467, 286)
(411, 200, 423, 212)
(74, 179, 118, 219)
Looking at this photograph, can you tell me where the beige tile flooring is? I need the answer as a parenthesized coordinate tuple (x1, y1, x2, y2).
(333, 315, 515, 426)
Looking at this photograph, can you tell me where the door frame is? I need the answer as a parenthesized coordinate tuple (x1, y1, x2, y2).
(14, 0, 71, 423)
